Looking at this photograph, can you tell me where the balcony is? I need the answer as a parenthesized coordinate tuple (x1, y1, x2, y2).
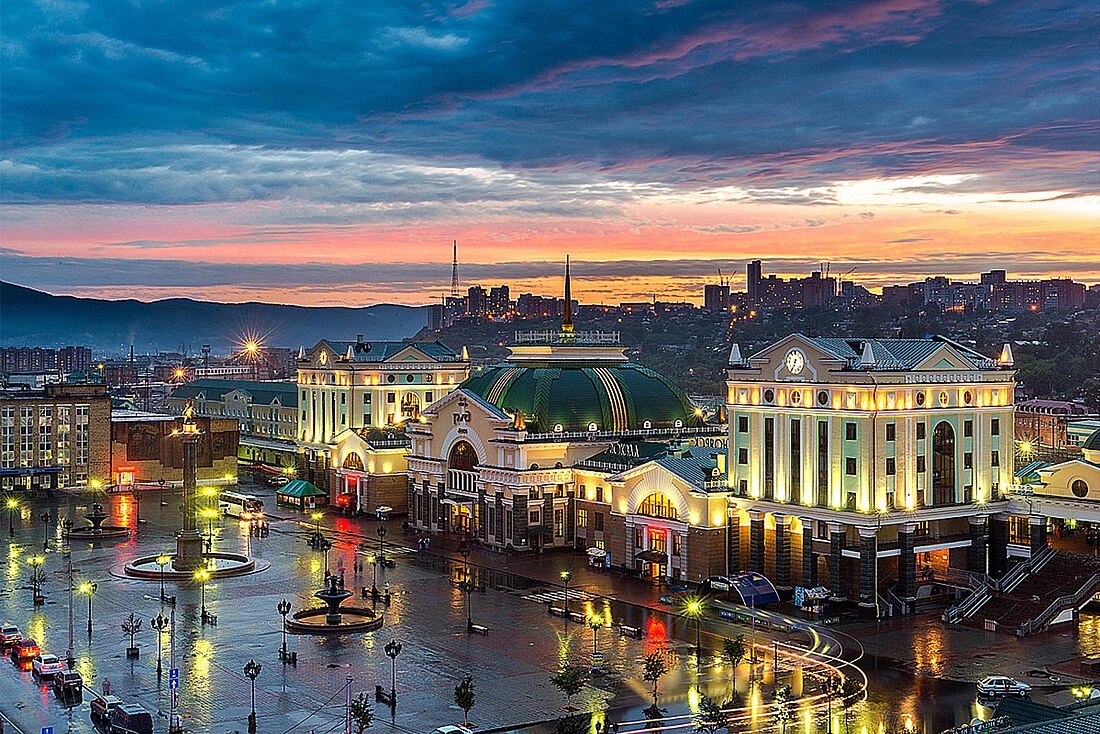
(447, 468, 477, 495)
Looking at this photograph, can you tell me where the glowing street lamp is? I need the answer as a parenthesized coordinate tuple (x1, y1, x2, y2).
(28, 555, 46, 604)
(277, 599, 292, 662)
(6, 497, 18, 537)
(156, 555, 172, 604)
(79, 582, 98, 636)
(560, 570, 573, 619)
(684, 598, 704, 656)
(193, 569, 211, 622)
(310, 511, 323, 541)
(243, 658, 262, 734)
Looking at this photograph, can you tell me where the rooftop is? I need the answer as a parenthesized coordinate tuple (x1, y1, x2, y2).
(169, 378, 298, 407)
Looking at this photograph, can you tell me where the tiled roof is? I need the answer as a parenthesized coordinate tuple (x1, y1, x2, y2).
(655, 445, 729, 488)
(578, 442, 728, 489)
(170, 379, 297, 407)
(798, 334, 993, 371)
(1083, 428, 1100, 452)
(1015, 460, 1052, 482)
(317, 340, 461, 363)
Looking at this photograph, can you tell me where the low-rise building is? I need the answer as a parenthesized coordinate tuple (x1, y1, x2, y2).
(110, 410, 238, 487)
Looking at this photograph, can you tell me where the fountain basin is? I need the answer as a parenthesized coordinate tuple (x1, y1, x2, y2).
(122, 551, 258, 580)
(67, 525, 130, 540)
(286, 606, 383, 635)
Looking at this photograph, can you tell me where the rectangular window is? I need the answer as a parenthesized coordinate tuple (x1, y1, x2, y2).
(816, 420, 829, 506)
(915, 521, 929, 536)
(20, 407, 33, 463)
(789, 418, 801, 499)
(916, 455, 926, 473)
(991, 450, 1000, 467)
(554, 509, 564, 537)
(886, 423, 896, 441)
(764, 417, 774, 500)
(964, 420, 973, 438)
(364, 393, 371, 403)
(739, 479, 748, 494)
(634, 527, 644, 549)
(672, 535, 682, 556)
(577, 508, 588, 527)
(425, 392, 433, 404)
(529, 510, 541, 526)
(886, 457, 896, 475)
(916, 421, 926, 440)
(594, 512, 604, 531)
(845, 422, 857, 441)
(845, 457, 857, 476)
(1, 406, 15, 469)
(738, 448, 748, 465)
(340, 392, 346, 404)
(738, 416, 748, 433)
(387, 392, 396, 404)
(595, 486, 604, 503)
(964, 452, 973, 469)
(991, 418, 1000, 436)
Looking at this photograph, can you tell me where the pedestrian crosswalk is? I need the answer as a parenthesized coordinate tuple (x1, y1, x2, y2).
(521, 588, 596, 604)
(355, 544, 417, 556)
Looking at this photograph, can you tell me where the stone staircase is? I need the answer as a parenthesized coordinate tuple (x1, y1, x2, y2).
(952, 550, 1100, 635)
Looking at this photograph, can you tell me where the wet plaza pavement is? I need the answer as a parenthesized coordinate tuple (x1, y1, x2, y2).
(1, 482, 1095, 733)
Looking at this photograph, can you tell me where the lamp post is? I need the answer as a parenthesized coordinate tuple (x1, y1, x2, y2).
(459, 544, 473, 630)
(193, 569, 210, 623)
(28, 555, 45, 604)
(376, 522, 387, 564)
(133, 486, 141, 527)
(684, 599, 703, 657)
(40, 510, 51, 550)
(310, 510, 323, 545)
(319, 538, 332, 576)
(243, 658, 262, 734)
(277, 599, 292, 662)
(560, 570, 573, 619)
(368, 554, 379, 600)
(150, 612, 169, 681)
(383, 638, 402, 705)
(79, 582, 97, 637)
(156, 554, 172, 605)
(6, 497, 17, 537)
(64, 545, 74, 669)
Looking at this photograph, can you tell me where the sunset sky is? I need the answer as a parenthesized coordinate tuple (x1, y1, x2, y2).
(2, 0, 1097, 306)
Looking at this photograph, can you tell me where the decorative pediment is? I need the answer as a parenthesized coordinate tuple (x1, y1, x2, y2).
(910, 343, 982, 372)
(386, 345, 435, 363)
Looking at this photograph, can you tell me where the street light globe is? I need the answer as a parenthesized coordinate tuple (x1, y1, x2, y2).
(311, 511, 323, 521)
(89, 479, 102, 489)
(29, 555, 44, 566)
(79, 582, 96, 595)
(193, 569, 210, 583)
(156, 555, 172, 567)
(201, 486, 219, 497)
(559, 570, 572, 581)
(686, 600, 702, 615)
(5, 498, 17, 509)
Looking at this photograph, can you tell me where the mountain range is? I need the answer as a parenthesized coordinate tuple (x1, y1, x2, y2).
(0, 281, 429, 355)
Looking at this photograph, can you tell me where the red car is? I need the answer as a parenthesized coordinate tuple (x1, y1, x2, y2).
(10, 638, 40, 663)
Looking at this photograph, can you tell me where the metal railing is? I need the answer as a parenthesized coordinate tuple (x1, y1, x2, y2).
(943, 584, 990, 625)
(514, 330, 620, 345)
(1018, 572, 1100, 637)
(525, 425, 721, 441)
(447, 469, 477, 494)
(941, 568, 991, 591)
(996, 545, 1055, 593)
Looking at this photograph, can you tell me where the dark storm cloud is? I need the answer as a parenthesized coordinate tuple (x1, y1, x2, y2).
(1, 0, 1096, 205)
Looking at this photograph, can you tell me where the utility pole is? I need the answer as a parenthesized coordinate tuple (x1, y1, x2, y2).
(345, 674, 352, 734)
(450, 240, 459, 298)
(65, 545, 74, 669)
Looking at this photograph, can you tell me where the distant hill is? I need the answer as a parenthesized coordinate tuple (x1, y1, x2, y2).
(0, 281, 429, 354)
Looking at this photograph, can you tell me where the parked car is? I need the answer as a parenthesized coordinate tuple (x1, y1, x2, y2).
(0, 625, 20, 646)
(977, 675, 1032, 697)
(10, 638, 40, 663)
(32, 653, 65, 678)
(704, 575, 733, 591)
(430, 727, 474, 734)
(108, 703, 155, 734)
(91, 694, 122, 723)
(53, 670, 83, 699)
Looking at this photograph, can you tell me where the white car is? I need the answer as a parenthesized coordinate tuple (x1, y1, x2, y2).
(977, 675, 1031, 697)
(32, 653, 65, 678)
(705, 576, 733, 591)
(431, 728, 473, 734)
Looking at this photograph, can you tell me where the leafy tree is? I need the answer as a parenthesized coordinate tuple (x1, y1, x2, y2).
(550, 665, 588, 710)
(773, 684, 794, 733)
(553, 714, 589, 734)
(121, 612, 142, 649)
(821, 675, 841, 734)
(349, 693, 373, 734)
(642, 651, 670, 708)
(694, 694, 730, 733)
(722, 635, 747, 670)
(454, 675, 475, 726)
(838, 678, 863, 734)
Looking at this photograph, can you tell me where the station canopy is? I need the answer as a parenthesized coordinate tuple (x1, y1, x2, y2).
(728, 572, 780, 606)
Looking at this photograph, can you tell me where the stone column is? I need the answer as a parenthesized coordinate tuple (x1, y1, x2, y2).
(173, 419, 205, 570)
(829, 523, 846, 600)
(989, 515, 1009, 578)
(1029, 515, 1048, 556)
(898, 522, 916, 600)
(774, 515, 791, 588)
(968, 516, 988, 574)
(801, 519, 816, 587)
(726, 510, 740, 575)
(749, 512, 765, 573)
(858, 526, 878, 614)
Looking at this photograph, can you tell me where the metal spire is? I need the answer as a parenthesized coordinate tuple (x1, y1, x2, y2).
(562, 255, 574, 334)
(450, 240, 459, 298)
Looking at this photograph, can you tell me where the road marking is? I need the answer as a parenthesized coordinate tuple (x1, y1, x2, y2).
(520, 589, 595, 604)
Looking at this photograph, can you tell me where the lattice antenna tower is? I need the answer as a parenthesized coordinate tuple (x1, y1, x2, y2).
(450, 240, 459, 298)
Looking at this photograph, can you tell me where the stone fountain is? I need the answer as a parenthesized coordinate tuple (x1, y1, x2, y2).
(66, 502, 130, 541)
(286, 572, 383, 635)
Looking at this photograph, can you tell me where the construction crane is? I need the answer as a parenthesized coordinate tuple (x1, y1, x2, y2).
(836, 266, 857, 296)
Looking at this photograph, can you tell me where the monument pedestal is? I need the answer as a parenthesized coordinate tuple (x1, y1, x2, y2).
(174, 530, 205, 571)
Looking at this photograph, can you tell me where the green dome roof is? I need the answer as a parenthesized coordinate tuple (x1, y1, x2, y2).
(460, 361, 702, 433)
(1083, 428, 1100, 452)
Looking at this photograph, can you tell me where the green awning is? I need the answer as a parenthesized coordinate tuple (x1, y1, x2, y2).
(277, 479, 326, 498)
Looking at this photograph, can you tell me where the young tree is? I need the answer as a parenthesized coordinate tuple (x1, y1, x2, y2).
(722, 635, 747, 670)
(839, 678, 863, 734)
(550, 665, 588, 711)
(642, 651, 670, 709)
(773, 684, 794, 734)
(349, 692, 373, 734)
(454, 675, 475, 726)
(820, 675, 841, 734)
(694, 694, 731, 733)
(553, 714, 589, 734)
(121, 612, 142, 650)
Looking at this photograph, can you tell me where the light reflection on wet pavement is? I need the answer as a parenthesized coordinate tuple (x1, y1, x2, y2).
(0, 484, 1092, 733)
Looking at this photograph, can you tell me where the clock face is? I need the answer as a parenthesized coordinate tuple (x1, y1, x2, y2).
(785, 350, 805, 374)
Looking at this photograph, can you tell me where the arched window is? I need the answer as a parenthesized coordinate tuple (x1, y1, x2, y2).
(932, 421, 955, 506)
(343, 452, 364, 471)
(400, 393, 421, 420)
(448, 441, 478, 472)
(637, 493, 680, 521)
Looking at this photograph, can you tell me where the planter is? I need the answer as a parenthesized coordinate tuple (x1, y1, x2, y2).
(126, 646, 140, 659)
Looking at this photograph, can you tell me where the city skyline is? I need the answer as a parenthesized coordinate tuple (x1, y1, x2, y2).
(2, 0, 1098, 306)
